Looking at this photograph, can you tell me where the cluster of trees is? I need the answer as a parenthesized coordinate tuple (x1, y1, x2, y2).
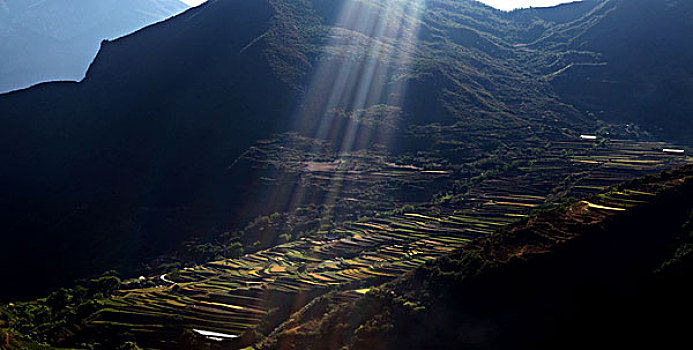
(0, 272, 122, 347)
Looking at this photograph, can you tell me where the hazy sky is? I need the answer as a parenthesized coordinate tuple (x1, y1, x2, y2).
(476, 0, 581, 11)
(179, 0, 580, 11)
(180, 0, 206, 6)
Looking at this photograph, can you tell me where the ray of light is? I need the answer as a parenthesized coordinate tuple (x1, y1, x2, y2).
(273, 0, 427, 220)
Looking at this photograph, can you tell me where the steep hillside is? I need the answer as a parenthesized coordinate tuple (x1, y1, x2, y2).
(258, 165, 693, 349)
(0, 0, 189, 93)
(0, 0, 296, 300)
(543, 0, 693, 144)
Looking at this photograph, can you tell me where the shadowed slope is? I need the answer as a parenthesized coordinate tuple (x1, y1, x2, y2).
(0, 0, 296, 300)
(545, 0, 693, 144)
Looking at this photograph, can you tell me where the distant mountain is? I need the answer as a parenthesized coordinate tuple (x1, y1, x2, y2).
(0, 0, 189, 93)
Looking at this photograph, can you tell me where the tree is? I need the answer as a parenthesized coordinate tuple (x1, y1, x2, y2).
(116, 341, 142, 350)
(88, 276, 121, 296)
(225, 241, 244, 258)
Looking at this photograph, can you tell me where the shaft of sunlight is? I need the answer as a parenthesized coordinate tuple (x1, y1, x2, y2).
(281, 0, 426, 215)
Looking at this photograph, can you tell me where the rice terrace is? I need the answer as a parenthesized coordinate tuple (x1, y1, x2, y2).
(57, 132, 691, 348)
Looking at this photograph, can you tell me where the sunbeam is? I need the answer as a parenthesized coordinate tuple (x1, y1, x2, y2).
(264, 0, 428, 219)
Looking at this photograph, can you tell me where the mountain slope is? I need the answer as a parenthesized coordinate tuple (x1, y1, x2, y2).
(0, 0, 600, 301)
(543, 0, 693, 144)
(0, 0, 298, 300)
(0, 0, 689, 304)
(0, 0, 189, 93)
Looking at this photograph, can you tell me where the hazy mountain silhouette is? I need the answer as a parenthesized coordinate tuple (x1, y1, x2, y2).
(0, 0, 188, 93)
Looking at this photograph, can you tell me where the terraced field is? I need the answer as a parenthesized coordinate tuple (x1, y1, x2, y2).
(81, 134, 690, 348)
(253, 163, 693, 350)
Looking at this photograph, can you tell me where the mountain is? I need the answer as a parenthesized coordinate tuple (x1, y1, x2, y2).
(0, 0, 691, 348)
(540, 0, 693, 144)
(0, 0, 189, 93)
(0, 0, 297, 300)
(0, 0, 689, 301)
(0, 0, 604, 301)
